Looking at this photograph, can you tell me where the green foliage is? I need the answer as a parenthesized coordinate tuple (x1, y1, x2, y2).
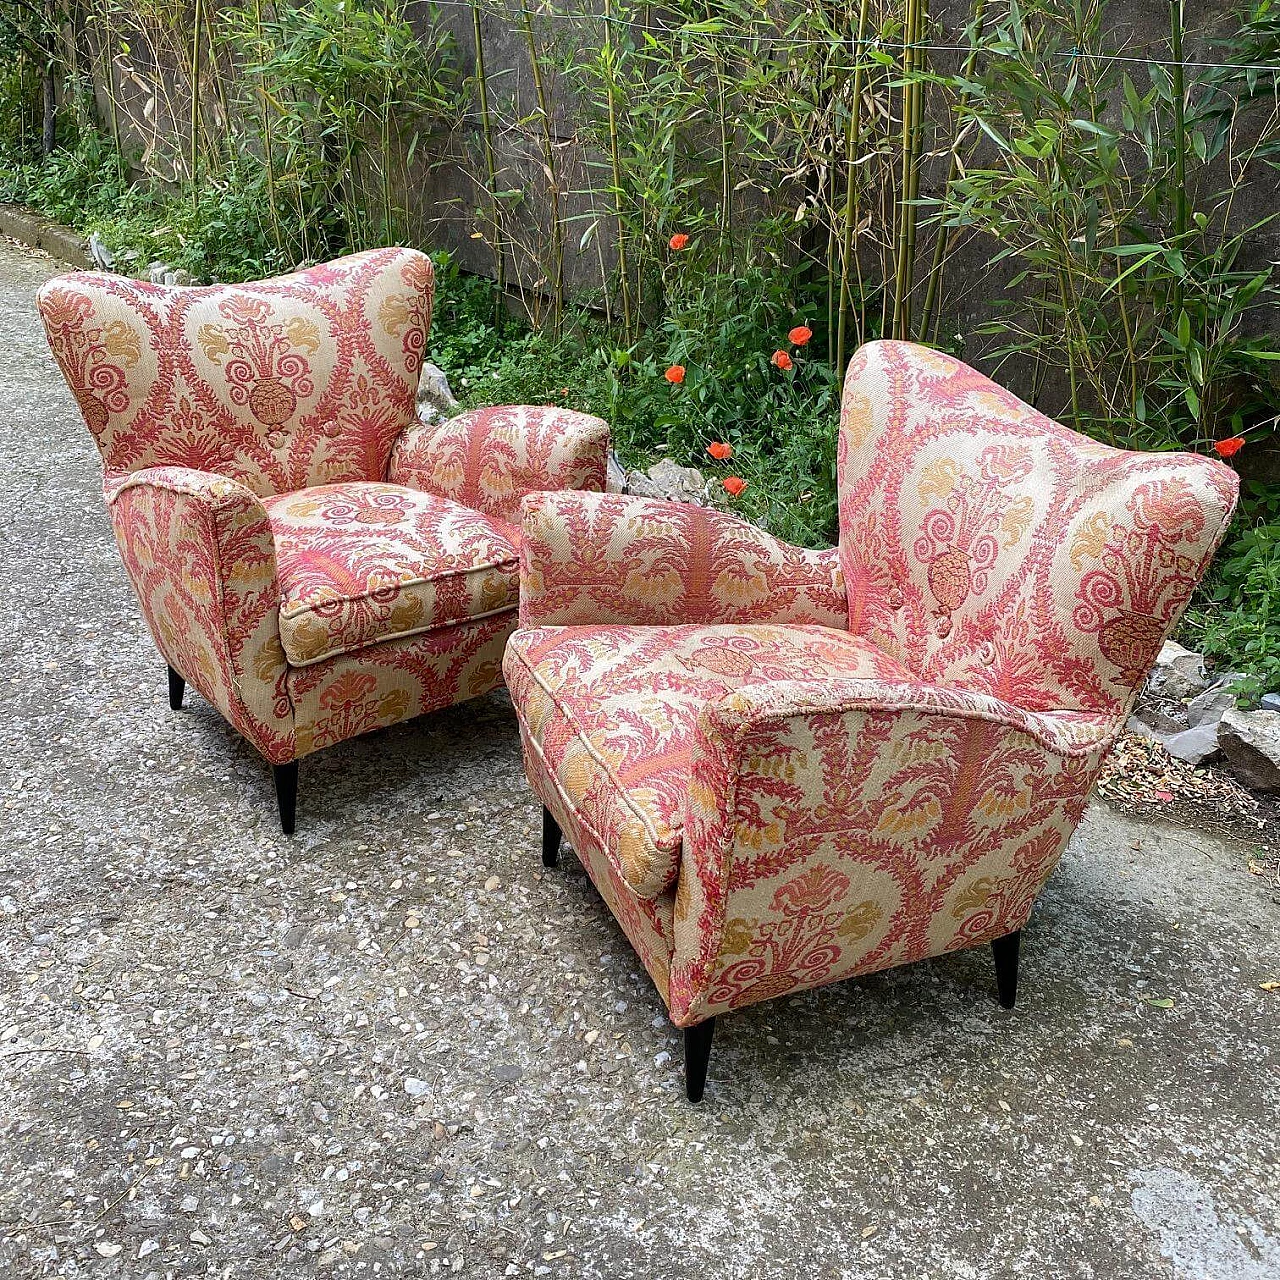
(1185, 484, 1280, 701)
(936, 0, 1280, 451)
(1, 0, 1279, 677)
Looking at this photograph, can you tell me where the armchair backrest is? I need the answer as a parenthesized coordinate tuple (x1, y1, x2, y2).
(837, 341, 1239, 718)
(38, 247, 433, 497)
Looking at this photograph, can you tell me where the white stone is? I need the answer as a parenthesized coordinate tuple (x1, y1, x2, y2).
(1162, 723, 1221, 766)
(1218, 709, 1280, 792)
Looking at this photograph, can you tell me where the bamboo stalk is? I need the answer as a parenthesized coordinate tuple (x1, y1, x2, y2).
(521, 0, 564, 336)
(253, 0, 282, 255)
(471, 0, 507, 322)
(1169, 0, 1188, 322)
(835, 0, 873, 375)
(602, 0, 633, 342)
(189, 0, 203, 210)
(919, 0, 988, 344)
(891, 0, 926, 340)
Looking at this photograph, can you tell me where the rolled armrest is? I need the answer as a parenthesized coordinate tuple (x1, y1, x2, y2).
(667, 676, 1116, 1026)
(107, 466, 294, 762)
(519, 490, 848, 629)
(386, 404, 610, 526)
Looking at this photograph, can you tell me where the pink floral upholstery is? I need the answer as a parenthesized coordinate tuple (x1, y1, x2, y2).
(389, 405, 610, 527)
(507, 340, 1238, 1044)
(39, 252, 609, 776)
(837, 342, 1239, 716)
(262, 483, 517, 666)
(40, 248, 433, 497)
(519, 491, 847, 629)
(505, 623, 908, 898)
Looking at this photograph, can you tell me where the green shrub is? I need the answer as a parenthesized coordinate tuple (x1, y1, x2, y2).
(1184, 484, 1280, 701)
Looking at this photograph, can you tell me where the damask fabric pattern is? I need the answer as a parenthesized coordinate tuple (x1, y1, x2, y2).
(388, 405, 611, 527)
(668, 680, 1113, 1025)
(518, 491, 848, 630)
(41, 250, 611, 770)
(262, 483, 518, 666)
(504, 624, 910, 898)
(109, 466, 294, 762)
(837, 341, 1240, 717)
(508, 339, 1239, 1033)
(38, 247, 433, 498)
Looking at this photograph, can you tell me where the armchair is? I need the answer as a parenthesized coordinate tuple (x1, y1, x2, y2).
(39, 248, 608, 830)
(504, 340, 1238, 1100)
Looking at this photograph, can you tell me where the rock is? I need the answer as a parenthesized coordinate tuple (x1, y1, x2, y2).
(1162, 723, 1221, 766)
(1218, 709, 1280, 792)
(605, 450, 627, 494)
(1260, 693, 1280, 713)
(88, 233, 114, 272)
(403, 1076, 430, 1097)
(1186, 684, 1242, 729)
(416, 362, 459, 424)
(1130, 700, 1186, 736)
(1147, 641, 1208, 701)
(646, 459, 706, 503)
(622, 469, 668, 501)
(624, 459, 709, 505)
(148, 261, 168, 284)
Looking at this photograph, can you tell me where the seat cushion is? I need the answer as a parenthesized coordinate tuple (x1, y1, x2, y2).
(503, 623, 912, 898)
(263, 482, 519, 666)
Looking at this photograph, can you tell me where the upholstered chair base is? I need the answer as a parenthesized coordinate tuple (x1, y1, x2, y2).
(541, 806, 562, 867)
(992, 930, 1022, 1010)
(272, 762, 299, 836)
(683, 1019, 716, 1103)
(167, 664, 185, 711)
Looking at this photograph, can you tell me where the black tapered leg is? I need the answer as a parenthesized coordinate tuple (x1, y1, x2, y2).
(167, 665, 185, 711)
(992, 929, 1021, 1009)
(541, 806, 561, 867)
(273, 762, 298, 836)
(684, 1018, 716, 1103)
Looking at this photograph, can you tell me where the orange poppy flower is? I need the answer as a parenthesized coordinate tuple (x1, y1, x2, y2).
(665, 364, 686, 384)
(707, 441, 733, 461)
(669, 233, 690, 251)
(1214, 436, 1245, 458)
(722, 476, 747, 497)
(771, 350, 793, 371)
(788, 325, 813, 347)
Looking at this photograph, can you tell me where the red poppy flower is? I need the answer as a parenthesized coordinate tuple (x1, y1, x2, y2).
(788, 325, 813, 347)
(669, 233, 689, 251)
(665, 364, 686, 384)
(722, 476, 747, 497)
(707, 441, 733, 461)
(771, 350, 793, 371)
(1214, 436, 1245, 458)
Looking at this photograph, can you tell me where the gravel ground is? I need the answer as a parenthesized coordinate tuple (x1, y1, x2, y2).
(2, 237, 1278, 1279)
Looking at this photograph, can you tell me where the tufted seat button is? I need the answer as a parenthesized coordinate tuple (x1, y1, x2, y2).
(935, 616, 952, 639)
(887, 588, 904, 610)
(978, 640, 995, 664)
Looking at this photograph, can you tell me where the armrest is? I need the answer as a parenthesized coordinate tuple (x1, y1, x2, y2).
(667, 677, 1116, 1026)
(106, 466, 294, 762)
(386, 404, 610, 526)
(518, 490, 848, 629)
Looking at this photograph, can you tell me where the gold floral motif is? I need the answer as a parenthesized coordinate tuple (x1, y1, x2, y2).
(837, 900, 883, 942)
(1070, 511, 1111, 569)
(102, 320, 141, 366)
(918, 456, 961, 501)
(952, 876, 996, 918)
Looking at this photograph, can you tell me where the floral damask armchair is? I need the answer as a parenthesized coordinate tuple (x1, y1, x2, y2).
(503, 340, 1238, 1100)
(39, 248, 608, 831)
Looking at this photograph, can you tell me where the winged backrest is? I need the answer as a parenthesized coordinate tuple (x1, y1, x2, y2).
(38, 247, 433, 497)
(837, 341, 1239, 718)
